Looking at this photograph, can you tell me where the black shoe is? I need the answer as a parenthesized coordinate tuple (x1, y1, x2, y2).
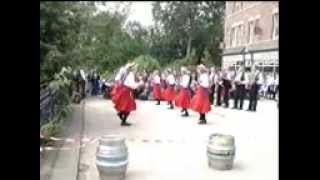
(121, 122, 132, 126)
(182, 113, 189, 117)
(198, 120, 206, 124)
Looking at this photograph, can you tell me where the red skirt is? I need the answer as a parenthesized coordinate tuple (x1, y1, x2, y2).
(163, 85, 176, 101)
(153, 84, 162, 100)
(114, 86, 136, 113)
(175, 88, 191, 109)
(190, 87, 211, 113)
(110, 82, 124, 104)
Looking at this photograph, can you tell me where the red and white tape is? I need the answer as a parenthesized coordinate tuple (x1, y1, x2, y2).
(40, 135, 208, 152)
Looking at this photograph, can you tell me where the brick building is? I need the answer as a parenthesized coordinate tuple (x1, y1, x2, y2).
(221, 1, 278, 73)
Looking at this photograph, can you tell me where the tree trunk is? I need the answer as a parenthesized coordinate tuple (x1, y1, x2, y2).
(186, 36, 192, 58)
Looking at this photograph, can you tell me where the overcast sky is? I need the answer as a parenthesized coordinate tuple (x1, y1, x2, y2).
(96, 1, 154, 28)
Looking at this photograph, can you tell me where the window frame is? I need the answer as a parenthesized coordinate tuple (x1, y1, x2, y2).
(248, 20, 255, 44)
(272, 12, 279, 40)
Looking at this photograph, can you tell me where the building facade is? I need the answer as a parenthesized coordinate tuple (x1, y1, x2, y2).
(221, 1, 278, 73)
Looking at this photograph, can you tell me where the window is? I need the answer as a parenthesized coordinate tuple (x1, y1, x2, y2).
(235, 2, 239, 12)
(272, 13, 279, 40)
(254, 18, 261, 38)
(230, 27, 236, 47)
(248, 21, 255, 44)
(240, 24, 244, 45)
(235, 26, 238, 46)
(236, 25, 242, 46)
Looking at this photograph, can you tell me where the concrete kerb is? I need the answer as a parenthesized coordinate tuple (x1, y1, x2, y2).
(76, 98, 86, 180)
(40, 100, 86, 180)
(40, 104, 76, 180)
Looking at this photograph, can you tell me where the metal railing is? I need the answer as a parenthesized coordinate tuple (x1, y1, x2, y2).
(40, 88, 57, 127)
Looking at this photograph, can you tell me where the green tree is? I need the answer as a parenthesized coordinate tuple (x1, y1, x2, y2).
(151, 1, 225, 66)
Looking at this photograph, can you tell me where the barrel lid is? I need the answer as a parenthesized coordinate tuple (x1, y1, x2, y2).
(209, 134, 235, 146)
(99, 134, 125, 145)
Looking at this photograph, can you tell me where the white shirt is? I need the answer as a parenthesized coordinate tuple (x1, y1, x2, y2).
(166, 74, 175, 85)
(153, 75, 161, 84)
(180, 74, 190, 88)
(227, 71, 234, 80)
(199, 73, 209, 88)
(267, 76, 274, 86)
(275, 76, 279, 85)
(256, 72, 264, 85)
(124, 71, 139, 89)
(209, 73, 215, 85)
(214, 73, 220, 84)
(243, 72, 250, 85)
(235, 71, 247, 84)
(115, 67, 126, 81)
(80, 70, 86, 80)
(161, 74, 166, 80)
(235, 72, 243, 81)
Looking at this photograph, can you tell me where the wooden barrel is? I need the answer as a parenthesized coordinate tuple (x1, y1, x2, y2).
(96, 135, 128, 180)
(207, 133, 235, 170)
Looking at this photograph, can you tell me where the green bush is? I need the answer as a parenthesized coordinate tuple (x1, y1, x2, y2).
(40, 118, 62, 138)
(101, 70, 114, 81)
(133, 55, 161, 73)
(48, 66, 73, 122)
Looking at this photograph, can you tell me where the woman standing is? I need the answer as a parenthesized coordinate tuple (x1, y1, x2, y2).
(152, 70, 162, 105)
(175, 67, 191, 117)
(190, 64, 211, 124)
(114, 62, 143, 126)
(163, 68, 176, 109)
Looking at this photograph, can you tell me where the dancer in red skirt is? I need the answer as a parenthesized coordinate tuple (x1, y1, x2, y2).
(161, 71, 168, 104)
(114, 62, 143, 126)
(163, 68, 176, 109)
(152, 70, 162, 105)
(110, 66, 127, 104)
(190, 64, 211, 124)
(175, 67, 191, 117)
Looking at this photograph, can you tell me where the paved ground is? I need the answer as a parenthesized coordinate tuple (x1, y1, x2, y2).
(76, 96, 278, 180)
(40, 103, 84, 180)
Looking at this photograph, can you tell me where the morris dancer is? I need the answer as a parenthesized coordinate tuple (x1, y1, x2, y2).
(163, 68, 176, 109)
(110, 66, 126, 104)
(114, 62, 143, 126)
(175, 67, 191, 117)
(152, 70, 162, 105)
(190, 64, 211, 124)
(160, 70, 168, 104)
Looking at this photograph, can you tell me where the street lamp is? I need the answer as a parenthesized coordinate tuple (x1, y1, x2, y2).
(242, 47, 248, 70)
